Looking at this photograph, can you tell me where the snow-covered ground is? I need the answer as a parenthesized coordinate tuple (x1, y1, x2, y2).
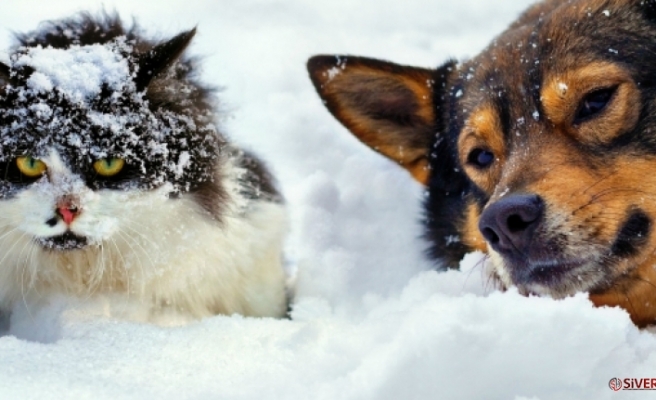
(0, 1, 655, 399)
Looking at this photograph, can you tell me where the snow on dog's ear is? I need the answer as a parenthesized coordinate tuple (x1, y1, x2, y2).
(307, 55, 449, 185)
(135, 28, 196, 92)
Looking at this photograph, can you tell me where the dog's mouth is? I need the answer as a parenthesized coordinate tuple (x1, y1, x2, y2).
(520, 259, 586, 285)
(499, 256, 600, 297)
(37, 232, 89, 251)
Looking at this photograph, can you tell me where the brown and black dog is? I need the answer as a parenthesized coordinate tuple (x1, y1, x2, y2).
(307, 0, 656, 327)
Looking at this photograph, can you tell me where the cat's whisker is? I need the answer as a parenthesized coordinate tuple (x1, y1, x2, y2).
(0, 225, 27, 243)
(96, 244, 106, 289)
(15, 234, 35, 285)
(13, 233, 37, 324)
(92, 243, 113, 293)
(19, 237, 42, 322)
(85, 244, 105, 300)
(102, 238, 124, 317)
(0, 230, 30, 273)
(20, 265, 34, 324)
(23, 239, 38, 293)
(119, 217, 165, 238)
(108, 236, 130, 300)
(71, 245, 102, 305)
(95, 246, 107, 297)
(114, 230, 150, 297)
(120, 224, 160, 267)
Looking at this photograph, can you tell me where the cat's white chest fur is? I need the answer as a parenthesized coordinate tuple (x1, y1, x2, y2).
(0, 151, 288, 321)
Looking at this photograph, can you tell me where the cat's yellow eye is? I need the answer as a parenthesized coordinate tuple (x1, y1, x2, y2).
(16, 156, 47, 178)
(93, 158, 125, 177)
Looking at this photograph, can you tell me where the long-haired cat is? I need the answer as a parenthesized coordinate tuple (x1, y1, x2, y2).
(0, 13, 288, 323)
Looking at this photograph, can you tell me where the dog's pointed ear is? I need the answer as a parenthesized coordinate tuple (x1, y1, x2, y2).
(307, 55, 451, 185)
(135, 28, 196, 92)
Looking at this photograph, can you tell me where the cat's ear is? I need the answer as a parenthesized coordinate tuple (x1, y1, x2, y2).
(307, 55, 448, 185)
(135, 28, 196, 92)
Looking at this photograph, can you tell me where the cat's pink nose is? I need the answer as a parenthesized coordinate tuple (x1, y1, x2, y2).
(56, 195, 81, 225)
(57, 206, 79, 225)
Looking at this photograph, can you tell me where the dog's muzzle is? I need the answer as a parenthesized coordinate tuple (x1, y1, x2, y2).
(477, 193, 580, 289)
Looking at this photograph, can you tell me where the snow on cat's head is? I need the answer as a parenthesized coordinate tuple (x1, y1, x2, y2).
(17, 41, 132, 103)
(0, 14, 222, 252)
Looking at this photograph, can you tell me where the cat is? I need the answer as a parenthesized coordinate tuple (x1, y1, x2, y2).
(0, 13, 289, 324)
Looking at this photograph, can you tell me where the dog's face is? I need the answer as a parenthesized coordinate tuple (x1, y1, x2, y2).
(308, 0, 656, 326)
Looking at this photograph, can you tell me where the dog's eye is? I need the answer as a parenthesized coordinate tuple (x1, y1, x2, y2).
(467, 148, 495, 169)
(574, 87, 616, 124)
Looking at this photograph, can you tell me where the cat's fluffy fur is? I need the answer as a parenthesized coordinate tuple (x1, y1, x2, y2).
(0, 13, 288, 322)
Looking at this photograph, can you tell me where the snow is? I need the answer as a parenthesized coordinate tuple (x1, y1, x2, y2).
(1, 0, 656, 399)
(15, 42, 131, 102)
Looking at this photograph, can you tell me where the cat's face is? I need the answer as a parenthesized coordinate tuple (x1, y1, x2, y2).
(0, 30, 220, 251)
(4, 148, 138, 250)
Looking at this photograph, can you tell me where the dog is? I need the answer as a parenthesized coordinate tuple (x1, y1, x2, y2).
(307, 0, 656, 327)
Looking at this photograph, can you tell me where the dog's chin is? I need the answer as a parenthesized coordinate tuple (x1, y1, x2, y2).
(37, 232, 89, 251)
(492, 252, 608, 298)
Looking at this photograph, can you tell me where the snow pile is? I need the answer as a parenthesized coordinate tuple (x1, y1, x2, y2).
(0, 0, 656, 399)
(3, 269, 653, 400)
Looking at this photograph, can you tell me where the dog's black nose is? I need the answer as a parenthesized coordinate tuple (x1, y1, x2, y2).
(478, 194, 544, 256)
